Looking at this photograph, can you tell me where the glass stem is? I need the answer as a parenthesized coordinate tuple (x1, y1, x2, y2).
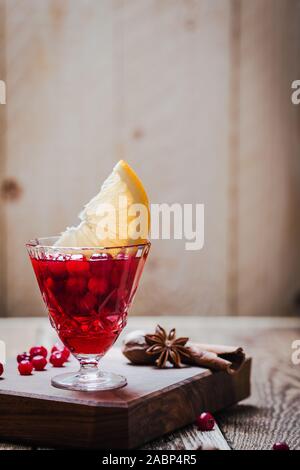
(78, 356, 100, 381)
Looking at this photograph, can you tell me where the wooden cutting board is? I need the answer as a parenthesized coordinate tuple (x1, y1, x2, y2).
(0, 349, 251, 449)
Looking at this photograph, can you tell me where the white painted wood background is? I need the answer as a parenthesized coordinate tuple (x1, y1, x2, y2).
(0, 0, 300, 317)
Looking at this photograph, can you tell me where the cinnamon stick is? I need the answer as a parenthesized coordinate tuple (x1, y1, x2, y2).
(183, 342, 246, 375)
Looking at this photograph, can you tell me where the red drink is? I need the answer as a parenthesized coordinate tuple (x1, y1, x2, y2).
(26, 161, 151, 391)
(30, 250, 147, 357)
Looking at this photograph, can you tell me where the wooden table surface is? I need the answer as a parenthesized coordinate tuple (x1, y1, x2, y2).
(0, 316, 299, 450)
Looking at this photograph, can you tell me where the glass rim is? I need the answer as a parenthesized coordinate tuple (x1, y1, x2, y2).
(26, 236, 151, 251)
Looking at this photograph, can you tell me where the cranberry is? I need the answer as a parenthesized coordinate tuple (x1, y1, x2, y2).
(17, 352, 30, 363)
(273, 442, 290, 451)
(31, 355, 47, 371)
(88, 277, 109, 296)
(50, 351, 66, 367)
(196, 412, 215, 431)
(66, 277, 87, 295)
(29, 346, 48, 359)
(18, 360, 33, 376)
(79, 292, 97, 314)
(0, 362, 3, 377)
(51, 343, 70, 361)
(66, 256, 90, 276)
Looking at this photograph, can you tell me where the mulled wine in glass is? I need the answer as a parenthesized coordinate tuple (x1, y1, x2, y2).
(27, 237, 150, 391)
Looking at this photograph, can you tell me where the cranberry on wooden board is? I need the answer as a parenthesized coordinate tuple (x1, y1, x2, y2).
(273, 442, 290, 450)
(51, 343, 70, 361)
(29, 346, 47, 359)
(18, 360, 33, 376)
(50, 351, 66, 367)
(0, 363, 3, 377)
(17, 352, 30, 363)
(31, 355, 47, 371)
(196, 412, 215, 431)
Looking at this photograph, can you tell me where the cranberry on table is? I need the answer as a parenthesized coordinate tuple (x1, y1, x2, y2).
(31, 355, 47, 371)
(50, 351, 66, 367)
(18, 360, 33, 376)
(29, 345, 48, 359)
(273, 442, 290, 450)
(196, 412, 215, 431)
(0, 362, 3, 377)
(17, 352, 30, 363)
(51, 343, 70, 361)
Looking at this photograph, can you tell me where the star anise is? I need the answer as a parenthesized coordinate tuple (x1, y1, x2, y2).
(145, 325, 191, 368)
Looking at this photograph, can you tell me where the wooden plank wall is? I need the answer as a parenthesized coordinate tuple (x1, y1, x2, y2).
(0, 0, 299, 317)
(238, 0, 300, 315)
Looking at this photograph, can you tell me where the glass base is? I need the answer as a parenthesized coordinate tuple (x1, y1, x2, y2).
(51, 370, 127, 391)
